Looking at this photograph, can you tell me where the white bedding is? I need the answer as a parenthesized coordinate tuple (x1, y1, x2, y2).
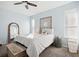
(14, 34, 54, 57)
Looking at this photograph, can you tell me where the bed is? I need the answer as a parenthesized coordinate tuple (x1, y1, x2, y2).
(7, 16, 54, 57)
(14, 34, 54, 57)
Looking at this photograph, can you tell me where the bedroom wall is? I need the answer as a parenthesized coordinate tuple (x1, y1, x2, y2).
(30, 2, 79, 48)
(0, 8, 31, 44)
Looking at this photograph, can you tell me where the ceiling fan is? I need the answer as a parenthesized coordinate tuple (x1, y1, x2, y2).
(14, 1, 37, 9)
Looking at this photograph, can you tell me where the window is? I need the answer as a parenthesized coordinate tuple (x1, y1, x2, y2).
(64, 9, 79, 53)
(64, 9, 78, 39)
(32, 18, 35, 34)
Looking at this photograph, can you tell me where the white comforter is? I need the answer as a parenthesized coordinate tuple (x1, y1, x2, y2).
(14, 34, 54, 57)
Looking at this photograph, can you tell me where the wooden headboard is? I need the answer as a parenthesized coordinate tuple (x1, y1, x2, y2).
(40, 16, 52, 34)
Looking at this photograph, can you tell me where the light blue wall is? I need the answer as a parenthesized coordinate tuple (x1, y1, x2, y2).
(0, 1, 79, 47)
(30, 2, 79, 47)
(0, 8, 31, 44)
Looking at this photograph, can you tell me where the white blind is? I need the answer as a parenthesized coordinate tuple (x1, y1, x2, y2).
(64, 8, 79, 39)
(32, 18, 35, 34)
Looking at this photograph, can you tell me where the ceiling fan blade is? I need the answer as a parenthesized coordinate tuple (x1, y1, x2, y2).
(14, 2, 23, 5)
(25, 5, 29, 9)
(22, 1, 28, 3)
(27, 2, 37, 7)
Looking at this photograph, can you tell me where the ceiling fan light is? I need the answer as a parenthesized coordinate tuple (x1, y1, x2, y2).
(25, 5, 28, 9)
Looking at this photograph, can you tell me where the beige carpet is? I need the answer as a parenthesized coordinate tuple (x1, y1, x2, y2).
(0, 45, 79, 57)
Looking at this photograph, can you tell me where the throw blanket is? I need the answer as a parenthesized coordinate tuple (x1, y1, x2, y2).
(14, 34, 54, 57)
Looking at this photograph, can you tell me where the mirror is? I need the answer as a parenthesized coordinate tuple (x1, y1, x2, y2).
(8, 22, 19, 43)
(10, 24, 18, 39)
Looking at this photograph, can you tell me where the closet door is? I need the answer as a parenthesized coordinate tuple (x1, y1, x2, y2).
(65, 9, 79, 53)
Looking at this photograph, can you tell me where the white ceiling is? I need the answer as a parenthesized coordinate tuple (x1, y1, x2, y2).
(0, 1, 71, 16)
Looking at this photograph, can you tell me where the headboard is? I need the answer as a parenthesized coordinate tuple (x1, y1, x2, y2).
(40, 16, 53, 34)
